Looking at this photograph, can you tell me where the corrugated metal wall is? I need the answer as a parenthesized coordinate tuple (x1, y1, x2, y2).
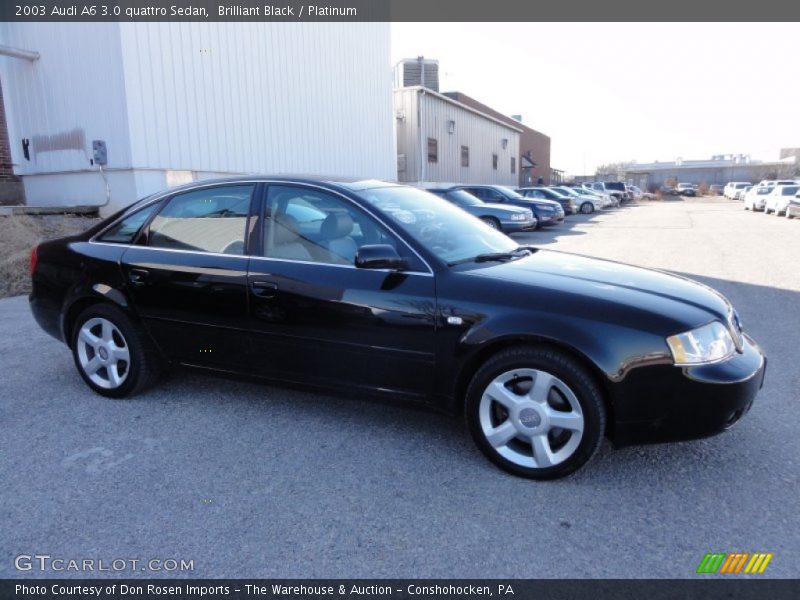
(119, 22, 395, 178)
(0, 22, 132, 175)
(394, 87, 520, 185)
(0, 22, 396, 206)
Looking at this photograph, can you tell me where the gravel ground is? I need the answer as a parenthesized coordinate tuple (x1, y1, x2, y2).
(1, 197, 797, 579)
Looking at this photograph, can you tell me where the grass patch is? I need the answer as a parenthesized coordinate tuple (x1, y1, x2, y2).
(0, 214, 101, 299)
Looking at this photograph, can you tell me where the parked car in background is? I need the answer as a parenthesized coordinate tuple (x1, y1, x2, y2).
(424, 186, 537, 232)
(724, 182, 752, 199)
(734, 185, 753, 201)
(586, 181, 628, 203)
(743, 184, 773, 211)
(577, 184, 619, 207)
(630, 185, 656, 201)
(660, 185, 678, 196)
(764, 184, 800, 216)
(677, 183, 697, 197)
(709, 184, 724, 196)
(29, 176, 767, 479)
(602, 181, 632, 202)
(457, 184, 565, 226)
(530, 186, 603, 213)
(785, 192, 800, 219)
(550, 186, 611, 211)
(517, 187, 578, 215)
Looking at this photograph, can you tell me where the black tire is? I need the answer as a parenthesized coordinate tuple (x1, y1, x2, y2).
(580, 202, 594, 214)
(70, 303, 162, 398)
(481, 216, 501, 231)
(465, 345, 606, 480)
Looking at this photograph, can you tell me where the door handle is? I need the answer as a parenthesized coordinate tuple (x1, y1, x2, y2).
(128, 268, 150, 286)
(250, 280, 278, 298)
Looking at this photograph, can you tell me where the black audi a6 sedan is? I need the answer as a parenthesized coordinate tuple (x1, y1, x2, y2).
(29, 177, 766, 479)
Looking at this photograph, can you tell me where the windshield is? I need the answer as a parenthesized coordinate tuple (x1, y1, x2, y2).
(554, 187, 578, 197)
(443, 189, 483, 206)
(494, 185, 525, 199)
(357, 186, 519, 265)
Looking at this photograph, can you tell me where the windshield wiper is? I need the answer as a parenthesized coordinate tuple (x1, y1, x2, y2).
(448, 246, 533, 266)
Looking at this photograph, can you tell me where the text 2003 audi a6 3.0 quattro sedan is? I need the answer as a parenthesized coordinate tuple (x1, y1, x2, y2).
(29, 177, 766, 479)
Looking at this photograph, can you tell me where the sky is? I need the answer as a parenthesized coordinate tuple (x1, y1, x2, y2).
(391, 23, 800, 175)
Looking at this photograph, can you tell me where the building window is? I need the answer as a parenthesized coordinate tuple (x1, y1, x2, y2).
(492, 154, 498, 170)
(511, 157, 516, 174)
(461, 146, 469, 167)
(427, 138, 438, 163)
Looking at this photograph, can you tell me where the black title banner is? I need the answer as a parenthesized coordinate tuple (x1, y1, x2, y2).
(3, 580, 800, 600)
(2, 0, 800, 22)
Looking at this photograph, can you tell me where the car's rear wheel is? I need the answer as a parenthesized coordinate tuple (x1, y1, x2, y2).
(481, 216, 501, 230)
(465, 346, 606, 479)
(71, 304, 161, 398)
(580, 202, 594, 214)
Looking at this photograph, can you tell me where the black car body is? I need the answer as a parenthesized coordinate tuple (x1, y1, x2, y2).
(456, 184, 565, 226)
(424, 187, 537, 232)
(30, 177, 766, 479)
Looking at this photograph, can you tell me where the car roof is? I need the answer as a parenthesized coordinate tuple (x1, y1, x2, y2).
(158, 175, 401, 195)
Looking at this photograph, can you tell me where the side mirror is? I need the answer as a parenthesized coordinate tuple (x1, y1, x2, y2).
(355, 244, 406, 270)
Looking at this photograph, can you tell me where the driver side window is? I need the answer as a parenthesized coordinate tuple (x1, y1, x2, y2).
(262, 186, 398, 266)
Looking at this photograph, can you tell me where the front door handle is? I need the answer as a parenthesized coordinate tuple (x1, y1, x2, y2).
(250, 281, 278, 298)
(128, 268, 150, 286)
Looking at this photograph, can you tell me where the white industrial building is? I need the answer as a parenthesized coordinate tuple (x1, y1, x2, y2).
(0, 22, 396, 214)
(393, 86, 521, 186)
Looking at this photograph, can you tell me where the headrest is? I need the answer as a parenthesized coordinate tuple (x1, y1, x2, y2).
(321, 212, 354, 239)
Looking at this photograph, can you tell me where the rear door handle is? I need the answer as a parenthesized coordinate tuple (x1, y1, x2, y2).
(128, 268, 150, 286)
(250, 280, 278, 298)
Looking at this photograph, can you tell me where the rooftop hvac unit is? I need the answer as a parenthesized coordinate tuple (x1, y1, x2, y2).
(394, 57, 439, 92)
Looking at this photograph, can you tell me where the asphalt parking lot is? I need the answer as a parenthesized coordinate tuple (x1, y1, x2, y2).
(1, 197, 798, 579)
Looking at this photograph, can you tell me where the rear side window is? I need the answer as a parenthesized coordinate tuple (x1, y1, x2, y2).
(98, 204, 159, 244)
(146, 185, 254, 254)
(782, 186, 799, 195)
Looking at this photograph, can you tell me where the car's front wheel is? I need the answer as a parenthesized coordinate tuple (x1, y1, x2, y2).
(71, 304, 162, 398)
(465, 346, 606, 479)
(481, 216, 501, 230)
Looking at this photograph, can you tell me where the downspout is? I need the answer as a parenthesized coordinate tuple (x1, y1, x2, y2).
(418, 88, 425, 183)
(0, 44, 40, 61)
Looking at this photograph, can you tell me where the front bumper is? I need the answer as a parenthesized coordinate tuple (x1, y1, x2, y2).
(610, 334, 765, 447)
(502, 218, 538, 232)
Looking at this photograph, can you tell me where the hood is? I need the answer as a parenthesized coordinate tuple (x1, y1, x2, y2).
(527, 199, 561, 209)
(481, 202, 532, 215)
(464, 249, 732, 334)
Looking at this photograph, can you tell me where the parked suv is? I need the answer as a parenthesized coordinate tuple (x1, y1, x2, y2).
(676, 183, 697, 197)
(585, 182, 628, 204)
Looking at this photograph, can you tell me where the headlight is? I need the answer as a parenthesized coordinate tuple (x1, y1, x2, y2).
(666, 321, 736, 365)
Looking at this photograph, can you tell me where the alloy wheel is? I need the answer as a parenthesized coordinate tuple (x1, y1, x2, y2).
(478, 368, 584, 469)
(76, 317, 131, 389)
